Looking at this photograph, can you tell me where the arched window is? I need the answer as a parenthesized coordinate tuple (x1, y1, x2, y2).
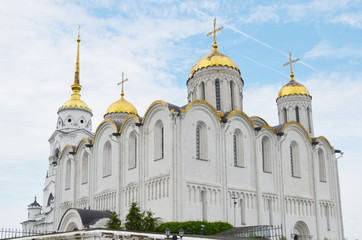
(318, 149, 327, 182)
(201, 82, 205, 100)
(233, 130, 244, 167)
(295, 106, 300, 123)
(128, 132, 137, 169)
(196, 122, 208, 160)
(103, 141, 112, 177)
(154, 120, 164, 160)
(290, 142, 301, 177)
(215, 80, 221, 111)
(283, 107, 287, 123)
(230, 81, 234, 110)
(65, 159, 71, 190)
(262, 137, 272, 173)
(47, 193, 54, 207)
(81, 152, 89, 184)
(307, 107, 312, 133)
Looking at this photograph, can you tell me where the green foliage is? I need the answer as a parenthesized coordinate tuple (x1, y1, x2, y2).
(124, 202, 158, 232)
(155, 221, 233, 235)
(279, 237, 287, 240)
(125, 202, 144, 231)
(106, 211, 122, 230)
(248, 233, 264, 238)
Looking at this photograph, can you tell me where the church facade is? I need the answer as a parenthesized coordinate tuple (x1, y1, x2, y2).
(21, 23, 344, 240)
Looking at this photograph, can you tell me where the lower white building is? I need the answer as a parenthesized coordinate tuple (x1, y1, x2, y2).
(22, 26, 344, 240)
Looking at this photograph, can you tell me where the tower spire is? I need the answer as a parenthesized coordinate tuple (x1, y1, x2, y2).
(206, 18, 223, 51)
(71, 26, 82, 100)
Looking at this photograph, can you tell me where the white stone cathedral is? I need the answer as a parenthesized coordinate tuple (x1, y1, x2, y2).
(21, 22, 344, 240)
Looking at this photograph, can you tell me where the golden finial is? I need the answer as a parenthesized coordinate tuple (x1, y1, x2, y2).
(71, 26, 82, 100)
(206, 18, 223, 51)
(282, 52, 300, 81)
(117, 72, 128, 98)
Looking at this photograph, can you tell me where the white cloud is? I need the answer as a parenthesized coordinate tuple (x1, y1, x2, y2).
(331, 11, 362, 28)
(304, 41, 362, 59)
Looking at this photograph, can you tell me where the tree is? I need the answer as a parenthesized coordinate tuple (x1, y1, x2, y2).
(143, 210, 157, 232)
(124, 202, 158, 232)
(125, 202, 144, 231)
(106, 211, 122, 230)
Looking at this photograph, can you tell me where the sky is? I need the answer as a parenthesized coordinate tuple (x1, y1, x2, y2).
(0, 0, 361, 238)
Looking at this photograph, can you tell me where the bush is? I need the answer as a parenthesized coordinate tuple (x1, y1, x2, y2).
(155, 221, 233, 235)
(106, 211, 122, 230)
(124, 202, 158, 232)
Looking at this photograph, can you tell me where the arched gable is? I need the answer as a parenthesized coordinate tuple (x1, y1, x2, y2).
(75, 138, 91, 154)
(59, 145, 75, 161)
(315, 136, 334, 150)
(282, 121, 313, 144)
(92, 119, 119, 145)
(181, 100, 223, 122)
(250, 116, 268, 128)
(227, 110, 255, 129)
(142, 100, 169, 125)
(119, 114, 140, 135)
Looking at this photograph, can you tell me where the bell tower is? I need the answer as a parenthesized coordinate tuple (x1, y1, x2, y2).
(276, 52, 314, 136)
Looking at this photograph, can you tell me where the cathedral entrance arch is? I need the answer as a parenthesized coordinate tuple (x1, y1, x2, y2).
(291, 221, 312, 240)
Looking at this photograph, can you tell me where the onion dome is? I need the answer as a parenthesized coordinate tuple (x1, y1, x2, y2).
(105, 92, 138, 115)
(189, 49, 239, 79)
(29, 196, 41, 207)
(59, 29, 91, 112)
(278, 79, 310, 99)
(189, 18, 239, 79)
(105, 72, 138, 116)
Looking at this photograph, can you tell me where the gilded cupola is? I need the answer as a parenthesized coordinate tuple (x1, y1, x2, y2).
(277, 52, 310, 99)
(104, 73, 138, 119)
(188, 19, 239, 79)
(59, 28, 91, 113)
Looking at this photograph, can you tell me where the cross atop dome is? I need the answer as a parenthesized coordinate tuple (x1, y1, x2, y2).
(117, 72, 128, 97)
(282, 52, 300, 81)
(207, 18, 223, 51)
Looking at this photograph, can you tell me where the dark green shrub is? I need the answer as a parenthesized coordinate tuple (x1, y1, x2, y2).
(106, 211, 122, 230)
(155, 221, 233, 235)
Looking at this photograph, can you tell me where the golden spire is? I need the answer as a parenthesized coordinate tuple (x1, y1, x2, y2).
(71, 26, 82, 97)
(282, 52, 300, 81)
(206, 18, 223, 51)
(117, 72, 128, 98)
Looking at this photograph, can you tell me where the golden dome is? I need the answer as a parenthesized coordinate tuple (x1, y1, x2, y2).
(105, 94, 138, 115)
(60, 91, 91, 111)
(189, 49, 239, 79)
(278, 80, 310, 99)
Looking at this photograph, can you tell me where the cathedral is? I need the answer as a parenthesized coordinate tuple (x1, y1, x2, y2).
(21, 21, 344, 240)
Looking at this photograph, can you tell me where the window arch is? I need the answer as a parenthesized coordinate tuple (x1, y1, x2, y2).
(262, 137, 272, 173)
(65, 159, 71, 190)
(128, 132, 137, 169)
(318, 149, 327, 182)
(290, 141, 301, 177)
(103, 141, 112, 177)
(283, 107, 287, 123)
(201, 82, 205, 100)
(47, 193, 54, 207)
(295, 106, 300, 123)
(154, 120, 164, 160)
(81, 152, 89, 184)
(233, 129, 244, 167)
(230, 81, 234, 111)
(215, 80, 221, 111)
(307, 107, 312, 133)
(196, 122, 208, 160)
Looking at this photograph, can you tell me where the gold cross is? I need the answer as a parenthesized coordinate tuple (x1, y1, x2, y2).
(282, 52, 300, 80)
(206, 18, 223, 50)
(117, 72, 128, 96)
